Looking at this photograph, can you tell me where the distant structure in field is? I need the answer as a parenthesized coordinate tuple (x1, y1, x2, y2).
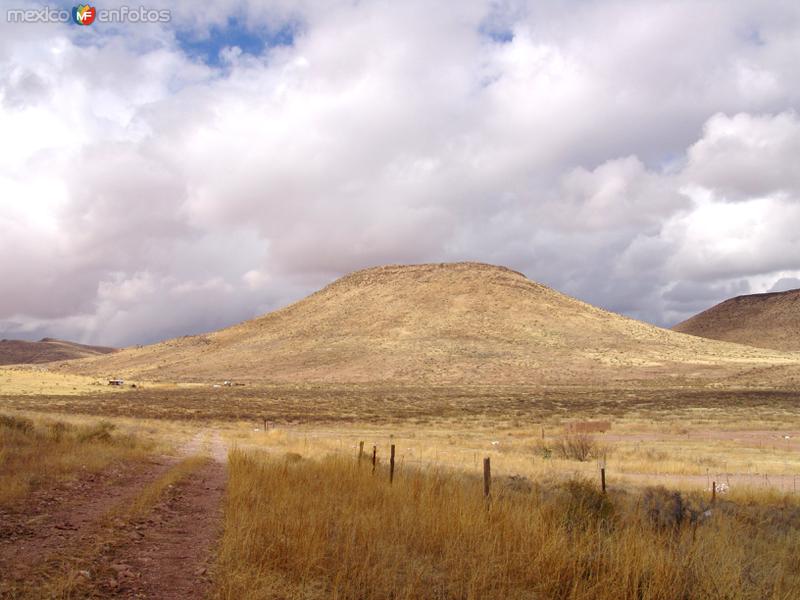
(108, 378, 125, 386)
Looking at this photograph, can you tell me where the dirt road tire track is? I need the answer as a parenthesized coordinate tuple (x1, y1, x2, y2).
(0, 458, 181, 597)
(0, 432, 228, 599)
(96, 457, 227, 598)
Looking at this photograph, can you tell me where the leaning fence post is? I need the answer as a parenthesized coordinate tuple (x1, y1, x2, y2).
(372, 445, 377, 474)
(358, 441, 364, 462)
(483, 457, 491, 500)
(601, 467, 606, 494)
(390, 444, 396, 483)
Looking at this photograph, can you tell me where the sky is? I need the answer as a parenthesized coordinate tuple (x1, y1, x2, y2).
(1, 0, 799, 347)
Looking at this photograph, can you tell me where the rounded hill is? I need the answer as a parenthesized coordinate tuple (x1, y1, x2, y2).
(59, 262, 799, 385)
(673, 288, 800, 351)
(0, 338, 116, 366)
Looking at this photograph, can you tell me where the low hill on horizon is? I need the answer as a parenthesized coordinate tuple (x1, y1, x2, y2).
(0, 338, 116, 366)
(58, 262, 800, 387)
(673, 288, 800, 351)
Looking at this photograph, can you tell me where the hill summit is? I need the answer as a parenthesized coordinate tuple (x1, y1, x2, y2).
(0, 338, 115, 366)
(60, 262, 798, 385)
(673, 288, 800, 351)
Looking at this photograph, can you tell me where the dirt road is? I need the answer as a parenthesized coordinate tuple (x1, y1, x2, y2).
(0, 432, 228, 599)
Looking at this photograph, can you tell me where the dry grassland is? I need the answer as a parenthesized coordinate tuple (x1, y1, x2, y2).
(0, 367, 116, 396)
(3, 381, 800, 599)
(3, 383, 800, 424)
(0, 412, 155, 507)
(5, 384, 800, 494)
(215, 449, 800, 600)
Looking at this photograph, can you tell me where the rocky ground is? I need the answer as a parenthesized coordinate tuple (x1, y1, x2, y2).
(0, 434, 227, 599)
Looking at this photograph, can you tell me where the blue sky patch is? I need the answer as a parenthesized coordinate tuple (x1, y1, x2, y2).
(480, 25, 514, 44)
(176, 17, 296, 66)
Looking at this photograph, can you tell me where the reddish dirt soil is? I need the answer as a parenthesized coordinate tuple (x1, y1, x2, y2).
(95, 455, 227, 599)
(0, 434, 228, 599)
(0, 458, 175, 596)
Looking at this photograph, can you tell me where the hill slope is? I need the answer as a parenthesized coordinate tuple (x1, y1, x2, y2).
(0, 338, 116, 366)
(673, 288, 800, 351)
(60, 263, 800, 385)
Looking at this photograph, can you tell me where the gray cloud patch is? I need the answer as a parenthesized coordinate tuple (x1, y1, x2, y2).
(1, 0, 800, 345)
(769, 278, 800, 293)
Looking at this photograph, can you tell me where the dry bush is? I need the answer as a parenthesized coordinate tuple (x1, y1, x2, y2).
(641, 486, 691, 530)
(552, 433, 607, 462)
(215, 449, 800, 600)
(560, 477, 615, 530)
(533, 433, 611, 462)
(0, 414, 33, 434)
(0, 413, 151, 506)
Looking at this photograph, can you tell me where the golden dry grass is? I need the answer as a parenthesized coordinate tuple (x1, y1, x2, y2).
(3, 376, 800, 598)
(0, 412, 155, 507)
(0, 367, 117, 396)
(6, 382, 800, 493)
(223, 416, 800, 497)
(215, 449, 800, 600)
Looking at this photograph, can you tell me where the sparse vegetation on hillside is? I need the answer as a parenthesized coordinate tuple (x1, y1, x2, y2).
(674, 288, 800, 351)
(216, 450, 800, 600)
(54, 262, 800, 387)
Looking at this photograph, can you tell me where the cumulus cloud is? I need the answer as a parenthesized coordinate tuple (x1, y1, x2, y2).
(685, 112, 800, 200)
(1, 0, 800, 346)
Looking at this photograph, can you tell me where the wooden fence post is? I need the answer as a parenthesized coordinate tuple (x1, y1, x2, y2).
(712, 481, 716, 504)
(601, 467, 606, 494)
(263, 417, 267, 432)
(372, 445, 377, 474)
(390, 444, 396, 483)
(358, 441, 364, 462)
(483, 457, 491, 500)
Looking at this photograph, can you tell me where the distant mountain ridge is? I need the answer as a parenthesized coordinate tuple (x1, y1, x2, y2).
(0, 338, 116, 365)
(57, 262, 800, 386)
(673, 288, 800, 351)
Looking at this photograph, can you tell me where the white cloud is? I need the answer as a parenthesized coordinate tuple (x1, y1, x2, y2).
(685, 112, 800, 199)
(1, 0, 800, 345)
